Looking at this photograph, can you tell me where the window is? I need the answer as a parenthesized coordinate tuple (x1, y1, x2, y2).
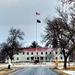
(23, 52, 25, 55)
(41, 52, 43, 55)
(31, 57, 34, 60)
(27, 57, 29, 60)
(45, 52, 47, 54)
(50, 52, 51, 54)
(27, 52, 29, 55)
(56, 52, 57, 54)
(45, 57, 47, 60)
(60, 52, 62, 54)
(31, 52, 33, 55)
(41, 57, 43, 60)
(17, 57, 19, 60)
(12, 57, 14, 60)
(60, 57, 63, 59)
(37, 52, 38, 55)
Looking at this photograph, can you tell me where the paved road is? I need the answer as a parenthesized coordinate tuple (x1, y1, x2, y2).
(7, 66, 62, 75)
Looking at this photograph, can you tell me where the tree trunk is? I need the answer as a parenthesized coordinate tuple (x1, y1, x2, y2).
(64, 57, 67, 69)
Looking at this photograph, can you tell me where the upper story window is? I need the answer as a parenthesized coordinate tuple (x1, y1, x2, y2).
(45, 52, 47, 54)
(41, 52, 43, 55)
(60, 52, 62, 54)
(50, 52, 51, 54)
(31, 52, 33, 55)
(27, 52, 29, 55)
(56, 51, 57, 54)
(23, 52, 25, 55)
(37, 52, 38, 55)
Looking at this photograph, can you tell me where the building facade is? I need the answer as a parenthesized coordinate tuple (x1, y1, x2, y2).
(5, 48, 68, 63)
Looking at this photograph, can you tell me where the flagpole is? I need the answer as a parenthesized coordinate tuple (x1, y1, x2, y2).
(36, 12, 37, 60)
(35, 12, 40, 61)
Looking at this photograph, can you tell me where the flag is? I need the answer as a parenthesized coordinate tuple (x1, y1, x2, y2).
(37, 19, 41, 23)
(36, 12, 40, 15)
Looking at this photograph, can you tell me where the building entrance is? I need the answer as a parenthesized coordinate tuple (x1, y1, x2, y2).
(37, 57, 39, 62)
(34, 57, 39, 64)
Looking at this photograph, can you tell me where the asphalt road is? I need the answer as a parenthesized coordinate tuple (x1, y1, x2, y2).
(7, 66, 62, 75)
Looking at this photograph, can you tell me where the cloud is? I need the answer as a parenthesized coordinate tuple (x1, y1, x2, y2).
(0, 0, 59, 45)
(0, 0, 18, 8)
(0, 0, 58, 25)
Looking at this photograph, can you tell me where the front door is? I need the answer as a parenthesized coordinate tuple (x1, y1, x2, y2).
(34, 57, 39, 63)
(37, 57, 39, 62)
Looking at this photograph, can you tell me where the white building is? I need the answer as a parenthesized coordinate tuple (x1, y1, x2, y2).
(5, 48, 66, 63)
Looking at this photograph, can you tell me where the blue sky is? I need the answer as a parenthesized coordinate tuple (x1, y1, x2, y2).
(0, 0, 59, 47)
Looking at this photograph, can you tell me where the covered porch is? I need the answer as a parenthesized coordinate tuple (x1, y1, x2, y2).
(29, 55, 46, 63)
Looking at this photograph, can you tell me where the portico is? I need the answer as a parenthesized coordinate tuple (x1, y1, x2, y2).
(30, 55, 45, 62)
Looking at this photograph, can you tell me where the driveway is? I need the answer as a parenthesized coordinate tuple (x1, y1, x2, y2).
(7, 66, 62, 75)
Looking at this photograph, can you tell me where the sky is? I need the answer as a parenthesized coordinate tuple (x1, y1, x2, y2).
(0, 0, 59, 47)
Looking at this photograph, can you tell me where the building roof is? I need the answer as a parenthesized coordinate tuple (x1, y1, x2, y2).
(20, 48, 54, 52)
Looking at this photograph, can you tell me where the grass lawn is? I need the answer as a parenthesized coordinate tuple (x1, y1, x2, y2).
(65, 66, 75, 71)
(0, 68, 21, 75)
(53, 68, 69, 75)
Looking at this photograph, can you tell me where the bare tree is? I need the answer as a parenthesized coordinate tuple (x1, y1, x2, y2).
(7, 28, 24, 60)
(0, 28, 24, 63)
(43, 16, 75, 69)
(0, 43, 9, 63)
